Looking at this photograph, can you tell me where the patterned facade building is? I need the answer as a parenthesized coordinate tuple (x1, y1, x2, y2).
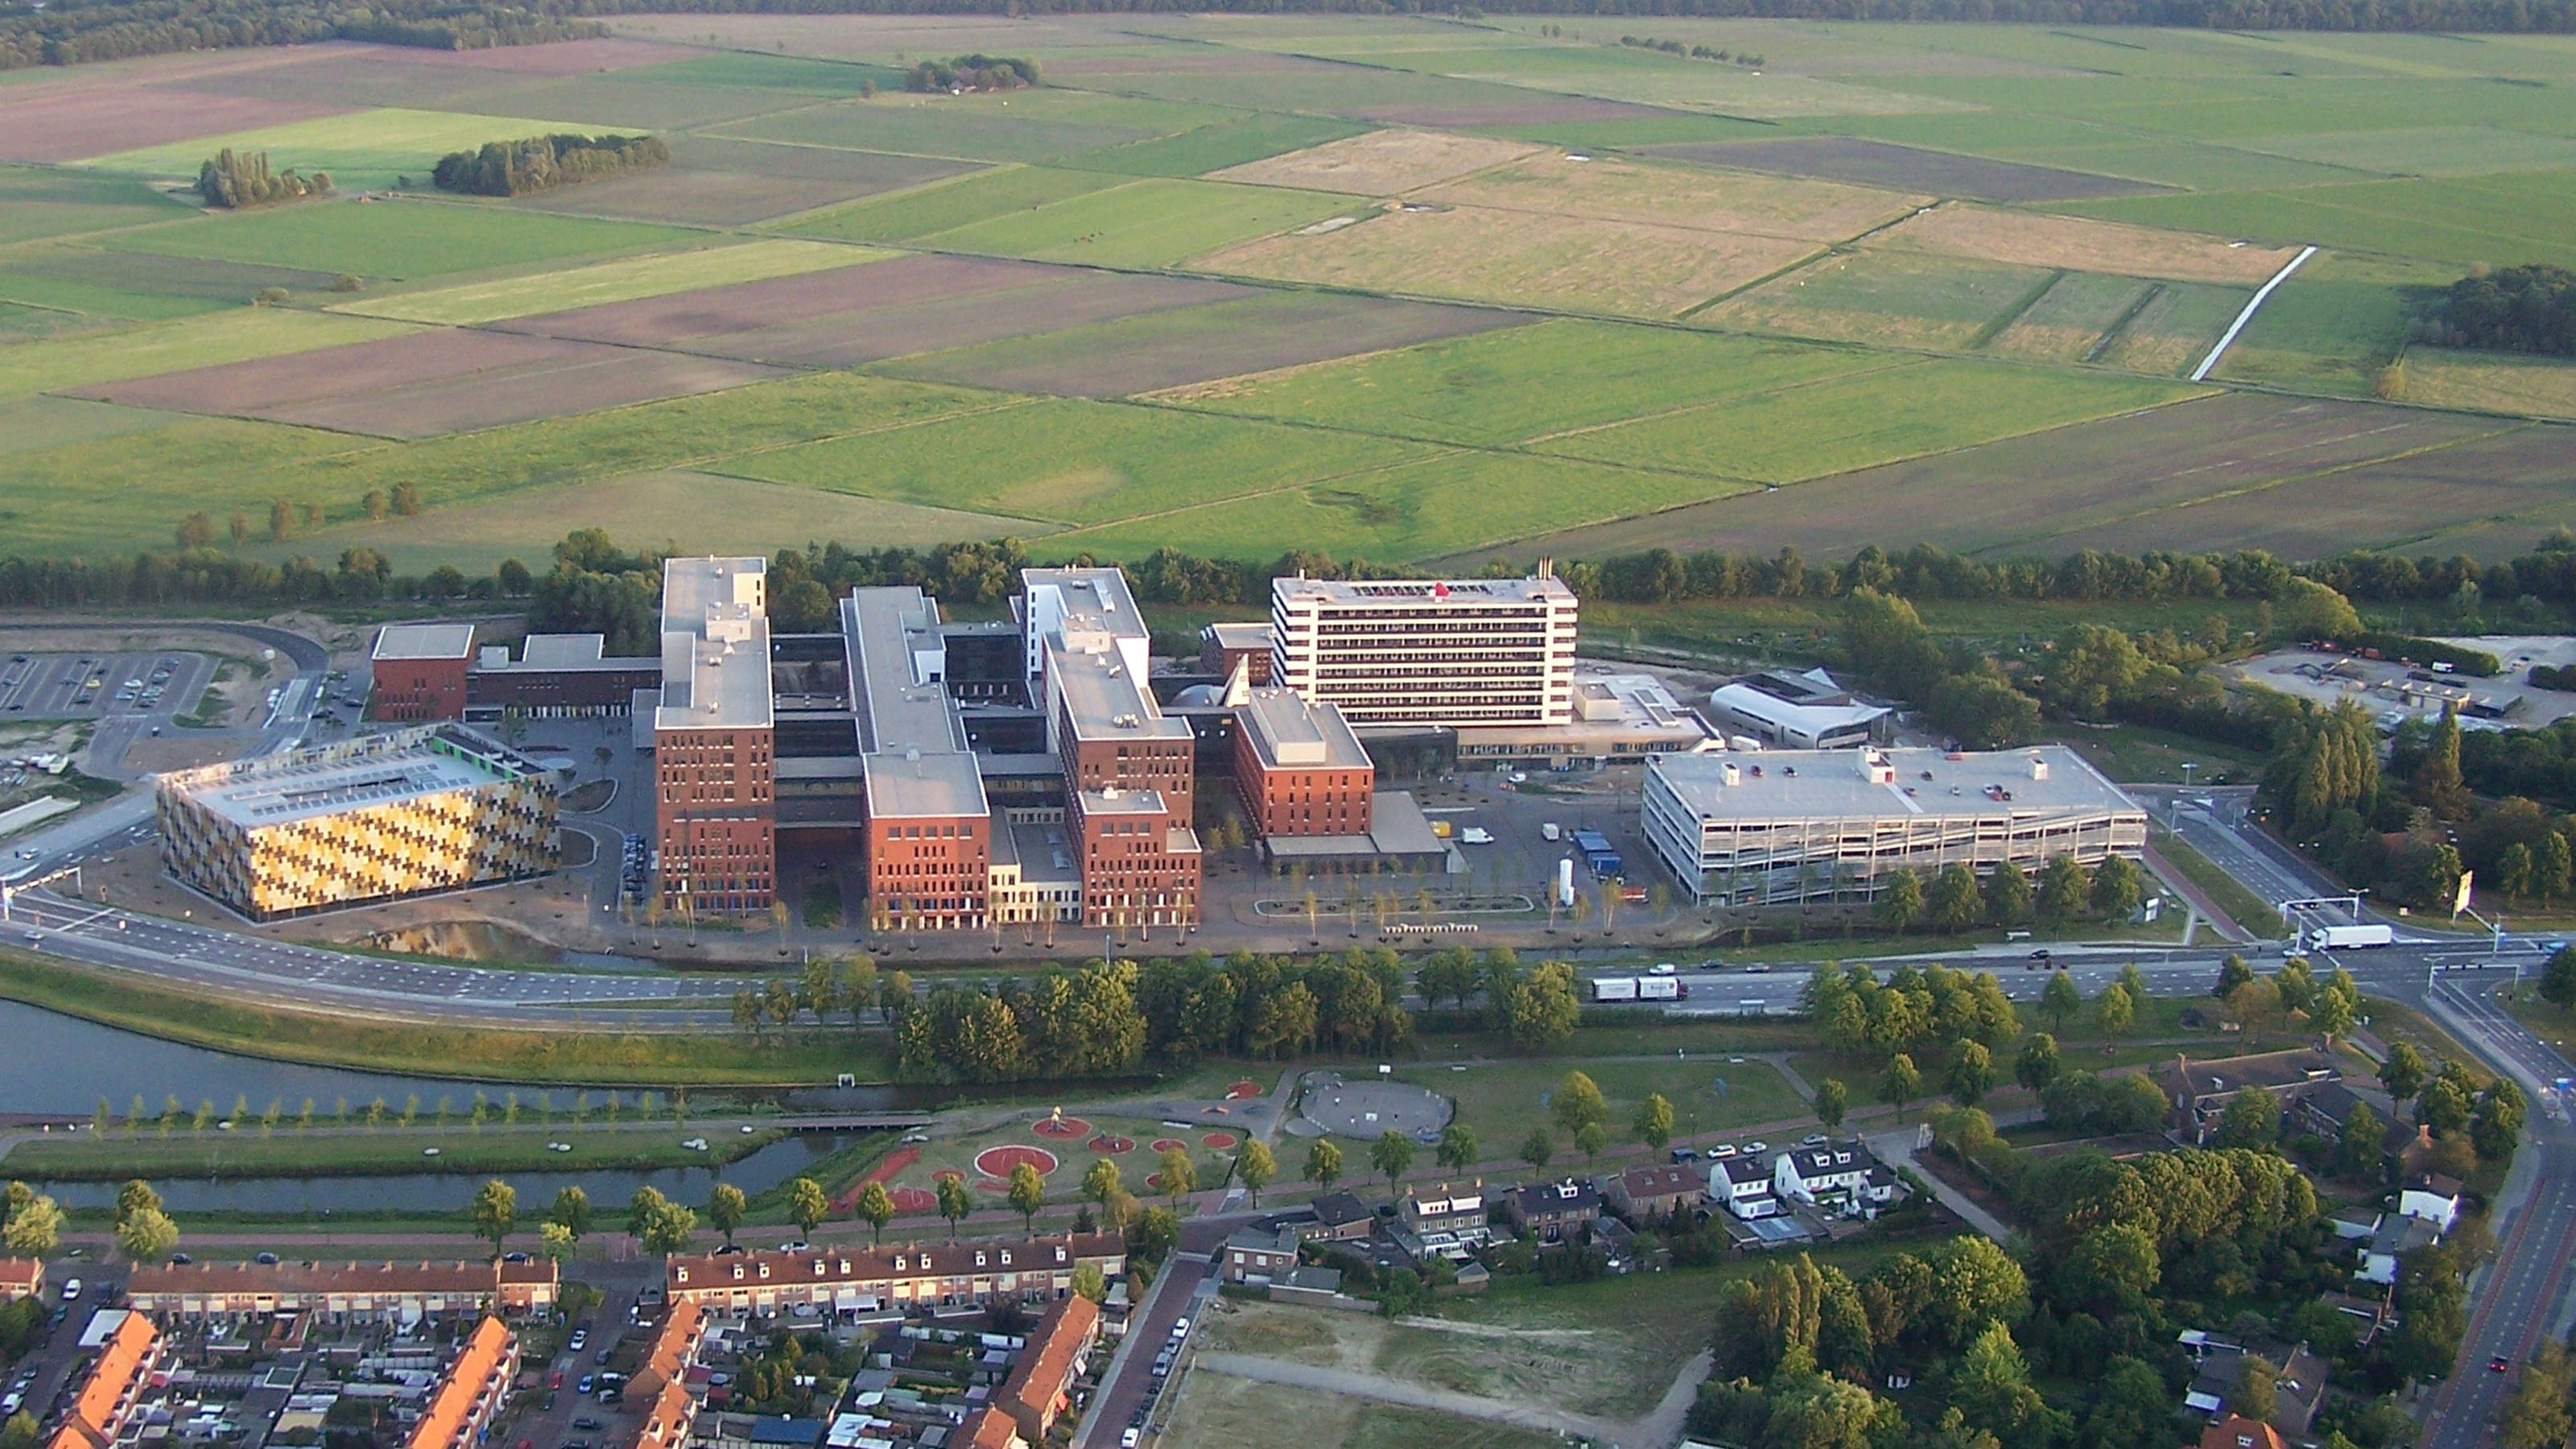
(155, 726, 558, 920)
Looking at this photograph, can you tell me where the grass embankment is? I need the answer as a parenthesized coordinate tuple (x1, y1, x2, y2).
(2149, 825, 2288, 938)
(0, 949, 890, 1085)
(1, 1122, 785, 1180)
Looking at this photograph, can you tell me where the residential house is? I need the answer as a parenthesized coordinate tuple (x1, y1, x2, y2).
(125, 1259, 559, 1320)
(994, 1294, 1099, 1445)
(2316, 1290, 2393, 1347)
(44, 1312, 160, 1449)
(1604, 1165, 1707, 1224)
(1501, 1180, 1601, 1244)
(1220, 1226, 1301, 1286)
(404, 1317, 518, 1449)
(2155, 1050, 2343, 1146)
(2356, 1213, 2441, 1287)
(1710, 1155, 1781, 1220)
(2198, 1417, 2286, 1449)
(2397, 1174, 2464, 1233)
(665, 1234, 1124, 1314)
(2289, 1080, 2401, 1147)
(1299, 1191, 1376, 1243)
(1774, 1141, 1904, 1216)
(630, 1299, 707, 1402)
(634, 1380, 699, 1449)
(1396, 1184, 1489, 1245)
(0, 1259, 39, 1302)
(2269, 1344, 2331, 1437)
(958, 1408, 1022, 1449)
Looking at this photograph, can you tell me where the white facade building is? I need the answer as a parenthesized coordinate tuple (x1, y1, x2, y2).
(1642, 745, 2147, 906)
(1707, 668, 1889, 750)
(1269, 569, 1578, 728)
(1710, 1155, 1781, 1220)
(1774, 1140, 1905, 1216)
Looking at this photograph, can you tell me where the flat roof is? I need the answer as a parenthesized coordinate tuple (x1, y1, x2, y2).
(1204, 621, 1272, 648)
(1048, 638, 1189, 743)
(1079, 786, 1174, 815)
(1023, 567, 1149, 642)
(159, 725, 545, 830)
(522, 634, 608, 668)
(1653, 745, 2141, 822)
(656, 557, 772, 733)
(373, 624, 476, 661)
(1239, 688, 1370, 770)
(994, 819, 1080, 886)
(1272, 574, 1575, 609)
(862, 749, 987, 820)
(1261, 790, 1443, 858)
(845, 588, 968, 757)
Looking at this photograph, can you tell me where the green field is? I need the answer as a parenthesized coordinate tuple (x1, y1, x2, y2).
(721, 89, 1237, 164)
(1055, 114, 1370, 178)
(76, 107, 601, 190)
(917, 177, 1360, 269)
(101, 199, 701, 280)
(0, 308, 416, 399)
(0, 165, 192, 246)
(1388, 1055, 1807, 1157)
(776, 165, 1125, 243)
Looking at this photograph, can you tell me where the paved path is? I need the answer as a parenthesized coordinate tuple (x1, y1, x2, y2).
(1632, 1349, 1715, 1449)
(1868, 1126, 2013, 1243)
(1195, 1352, 1633, 1443)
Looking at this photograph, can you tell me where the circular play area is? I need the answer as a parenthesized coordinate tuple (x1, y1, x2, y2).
(887, 1187, 937, 1213)
(1227, 1081, 1264, 1100)
(1088, 1134, 1136, 1154)
(1033, 1115, 1092, 1140)
(1201, 1131, 1239, 1149)
(1150, 1137, 1187, 1153)
(1298, 1071, 1451, 1141)
(973, 1144, 1060, 1179)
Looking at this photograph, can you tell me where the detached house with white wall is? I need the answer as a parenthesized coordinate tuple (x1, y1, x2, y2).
(1775, 1140, 1905, 1218)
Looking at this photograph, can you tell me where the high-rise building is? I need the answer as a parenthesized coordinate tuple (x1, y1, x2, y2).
(653, 557, 774, 914)
(847, 585, 991, 932)
(1269, 568, 1578, 727)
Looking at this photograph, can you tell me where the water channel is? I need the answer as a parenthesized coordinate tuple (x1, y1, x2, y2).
(0, 1001, 913, 1215)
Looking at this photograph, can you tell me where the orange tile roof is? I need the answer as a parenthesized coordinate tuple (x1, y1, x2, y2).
(997, 1296, 1099, 1428)
(0, 1259, 41, 1299)
(960, 1407, 1020, 1449)
(666, 1234, 1120, 1293)
(128, 1260, 556, 1301)
(2198, 1415, 2288, 1449)
(634, 1378, 696, 1449)
(630, 1298, 704, 1402)
(407, 1317, 513, 1449)
(56, 1312, 157, 1449)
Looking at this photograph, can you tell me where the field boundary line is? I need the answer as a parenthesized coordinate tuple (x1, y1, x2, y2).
(2080, 280, 2165, 365)
(1511, 356, 1926, 446)
(1968, 267, 2066, 352)
(2191, 242, 2316, 382)
(1675, 199, 1938, 320)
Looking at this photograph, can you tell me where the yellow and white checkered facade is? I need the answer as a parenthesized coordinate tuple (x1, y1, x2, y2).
(156, 727, 559, 920)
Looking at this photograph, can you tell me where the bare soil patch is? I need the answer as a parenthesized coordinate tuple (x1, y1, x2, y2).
(71, 328, 787, 438)
(0, 86, 355, 163)
(1462, 393, 2509, 563)
(494, 253, 1067, 346)
(1421, 151, 1922, 242)
(1879, 204, 2298, 285)
(1200, 204, 1814, 318)
(898, 293, 1530, 398)
(1213, 130, 1542, 196)
(1648, 138, 2169, 204)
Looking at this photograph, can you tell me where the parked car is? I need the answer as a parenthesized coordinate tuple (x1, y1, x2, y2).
(1668, 1147, 1699, 1163)
(58, 1279, 80, 1301)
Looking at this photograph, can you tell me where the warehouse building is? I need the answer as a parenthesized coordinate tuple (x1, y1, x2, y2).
(1641, 745, 2145, 906)
(155, 726, 559, 920)
(1269, 568, 1578, 727)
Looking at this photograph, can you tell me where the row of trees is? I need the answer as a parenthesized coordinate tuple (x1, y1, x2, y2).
(0, 0, 601, 71)
(904, 53, 1038, 91)
(0, 1179, 175, 1262)
(194, 148, 328, 208)
(431, 133, 669, 196)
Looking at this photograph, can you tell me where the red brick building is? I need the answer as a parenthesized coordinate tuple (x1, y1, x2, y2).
(1199, 621, 1274, 686)
(997, 1294, 1100, 1445)
(653, 559, 774, 914)
(369, 624, 475, 721)
(848, 586, 995, 932)
(1233, 687, 1372, 837)
(1070, 786, 1199, 931)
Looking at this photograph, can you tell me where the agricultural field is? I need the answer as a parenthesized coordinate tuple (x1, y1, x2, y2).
(2, 14, 2575, 569)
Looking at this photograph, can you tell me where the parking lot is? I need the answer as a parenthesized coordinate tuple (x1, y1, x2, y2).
(0, 650, 211, 722)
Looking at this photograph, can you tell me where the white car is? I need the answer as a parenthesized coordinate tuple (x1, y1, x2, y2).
(1122, 1431, 1141, 1449)
(59, 1278, 80, 1301)
(1649, 963, 1677, 975)
(1707, 1144, 1738, 1158)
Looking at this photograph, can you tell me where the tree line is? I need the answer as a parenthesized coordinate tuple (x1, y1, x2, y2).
(2425, 263, 2576, 357)
(0, 0, 602, 72)
(432, 133, 668, 197)
(195, 148, 328, 208)
(904, 53, 1038, 91)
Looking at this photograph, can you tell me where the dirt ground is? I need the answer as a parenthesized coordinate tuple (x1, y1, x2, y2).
(1214, 129, 1544, 196)
(0, 85, 353, 164)
(1420, 151, 1924, 242)
(1649, 137, 2169, 203)
(1878, 204, 2300, 284)
(494, 253, 1063, 345)
(1197, 203, 1815, 318)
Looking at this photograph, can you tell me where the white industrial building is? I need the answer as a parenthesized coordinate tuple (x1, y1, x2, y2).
(1641, 745, 2147, 906)
(1269, 568, 1578, 727)
(1707, 667, 1889, 750)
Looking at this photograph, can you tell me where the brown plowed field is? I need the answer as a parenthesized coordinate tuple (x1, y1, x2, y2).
(1647, 138, 2169, 204)
(514, 134, 973, 225)
(494, 254, 1069, 346)
(69, 328, 786, 437)
(1462, 394, 2527, 563)
(0, 87, 356, 163)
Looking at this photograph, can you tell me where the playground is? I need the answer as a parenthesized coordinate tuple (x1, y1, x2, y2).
(1296, 1070, 1453, 1143)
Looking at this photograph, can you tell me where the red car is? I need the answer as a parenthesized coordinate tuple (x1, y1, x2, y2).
(550, 1372, 564, 1390)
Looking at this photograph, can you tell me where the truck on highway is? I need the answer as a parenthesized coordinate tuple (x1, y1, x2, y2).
(2304, 923, 2395, 950)
(1590, 976, 1641, 1003)
(1588, 975, 1688, 1004)
(1637, 975, 1682, 1001)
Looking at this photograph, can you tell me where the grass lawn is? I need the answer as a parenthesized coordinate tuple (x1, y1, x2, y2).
(1056, 114, 1369, 179)
(2058, 721, 2267, 786)
(335, 238, 881, 324)
(100, 198, 702, 280)
(919, 177, 1359, 270)
(774, 166, 1125, 244)
(2054, 170, 2576, 272)
(1391, 1055, 1806, 1158)
(2502, 986, 2576, 1062)
(76, 108, 606, 190)
(2357, 995, 2491, 1085)
(0, 950, 890, 1085)
(1164, 1364, 1560, 1449)
(2148, 824, 2289, 938)
(1, 1121, 784, 1179)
